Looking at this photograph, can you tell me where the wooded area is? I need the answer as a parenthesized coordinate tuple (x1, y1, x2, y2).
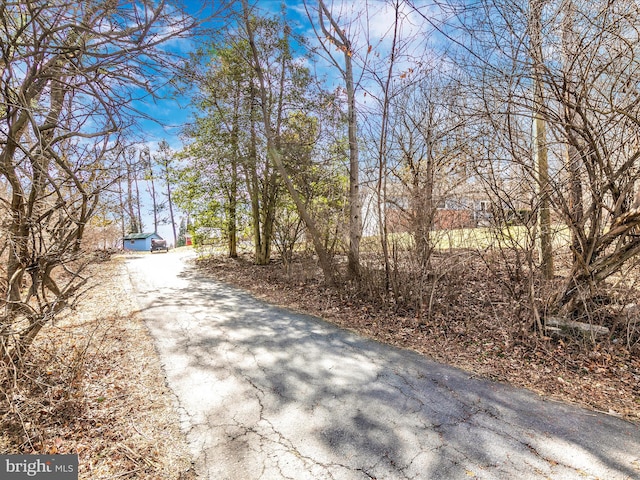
(177, 0, 640, 353)
(0, 0, 201, 369)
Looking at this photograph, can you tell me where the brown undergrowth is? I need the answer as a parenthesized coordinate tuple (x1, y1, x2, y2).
(197, 252, 640, 423)
(0, 257, 195, 479)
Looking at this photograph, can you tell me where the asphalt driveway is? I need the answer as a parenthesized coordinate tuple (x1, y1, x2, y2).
(125, 251, 640, 479)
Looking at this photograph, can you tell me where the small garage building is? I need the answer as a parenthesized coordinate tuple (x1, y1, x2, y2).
(123, 232, 162, 252)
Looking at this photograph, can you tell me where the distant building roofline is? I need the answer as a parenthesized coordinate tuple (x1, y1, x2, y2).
(123, 232, 160, 240)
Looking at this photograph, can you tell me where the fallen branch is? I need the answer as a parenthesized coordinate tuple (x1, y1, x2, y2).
(545, 317, 610, 336)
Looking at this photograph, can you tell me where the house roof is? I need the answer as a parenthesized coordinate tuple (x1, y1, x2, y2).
(123, 232, 159, 240)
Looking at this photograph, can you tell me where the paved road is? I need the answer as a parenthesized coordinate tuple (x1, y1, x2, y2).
(125, 251, 640, 480)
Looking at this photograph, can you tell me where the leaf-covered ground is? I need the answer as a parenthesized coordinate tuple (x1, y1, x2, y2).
(0, 258, 195, 479)
(1, 250, 637, 479)
(197, 253, 640, 424)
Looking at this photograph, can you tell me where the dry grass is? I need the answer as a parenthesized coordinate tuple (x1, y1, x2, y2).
(0, 257, 195, 479)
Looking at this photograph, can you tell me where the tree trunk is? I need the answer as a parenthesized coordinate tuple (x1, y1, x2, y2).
(134, 168, 144, 233)
(166, 182, 177, 247)
(246, 140, 263, 262)
(228, 91, 241, 258)
(144, 149, 159, 233)
(374, 1, 402, 294)
(241, 0, 336, 284)
(317, 0, 361, 280)
(126, 159, 139, 233)
(530, 0, 554, 280)
(118, 163, 126, 246)
(414, 156, 435, 270)
(245, 93, 271, 265)
(227, 164, 238, 258)
(157, 142, 178, 248)
(534, 113, 553, 279)
(561, 0, 584, 266)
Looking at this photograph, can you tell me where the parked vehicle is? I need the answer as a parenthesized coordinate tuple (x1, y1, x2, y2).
(150, 238, 169, 253)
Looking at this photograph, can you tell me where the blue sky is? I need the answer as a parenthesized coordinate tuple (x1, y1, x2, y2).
(132, 0, 318, 241)
(138, 0, 437, 146)
(134, 0, 437, 242)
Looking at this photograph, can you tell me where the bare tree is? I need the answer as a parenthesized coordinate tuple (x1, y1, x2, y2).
(529, 0, 554, 280)
(545, 0, 640, 314)
(453, 0, 640, 322)
(369, 0, 405, 292)
(311, 0, 364, 281)
(142, 147, 160, 233)
(0, 0, 195, 367)
(156, 140, 179, 248)
(560, 0, 584, 266)
(123, 147, 143, 233)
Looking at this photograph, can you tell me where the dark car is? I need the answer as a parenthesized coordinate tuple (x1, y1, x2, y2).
(150, 238, 169, 253)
